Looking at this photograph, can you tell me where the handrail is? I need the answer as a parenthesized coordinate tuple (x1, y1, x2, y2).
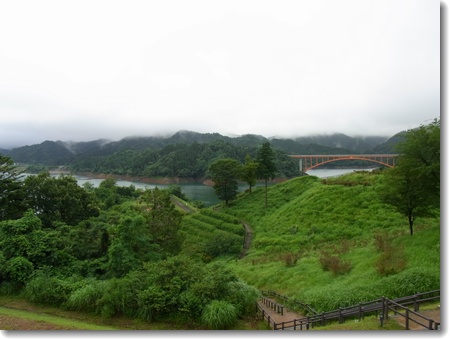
(259, 289, 440, 330)
(381, 297, 439, 330)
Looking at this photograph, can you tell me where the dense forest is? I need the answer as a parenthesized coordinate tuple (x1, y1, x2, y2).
(0, 165, 259, 328)
(0, 120, 439, 329)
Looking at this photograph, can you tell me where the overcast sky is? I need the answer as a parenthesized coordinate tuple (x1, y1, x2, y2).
(0, 0, 441, 149)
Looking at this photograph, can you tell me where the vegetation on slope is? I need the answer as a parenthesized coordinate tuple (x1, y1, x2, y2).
(221, 171, 440, 313)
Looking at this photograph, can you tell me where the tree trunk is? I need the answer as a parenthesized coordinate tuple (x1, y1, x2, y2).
(264, 179, 268, 208)
(408, 213, 414, 236)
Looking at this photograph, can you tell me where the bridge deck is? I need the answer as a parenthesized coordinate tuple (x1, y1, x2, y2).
(288, 154, 398, 172)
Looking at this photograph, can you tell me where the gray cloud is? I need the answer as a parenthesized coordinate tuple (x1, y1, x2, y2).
(0, 0, 440, 149)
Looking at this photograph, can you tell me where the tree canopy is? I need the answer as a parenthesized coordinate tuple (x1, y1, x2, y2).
(208, 158, 242, 206)
(256, 142, 277, 208)
(380, 119, 440, 235)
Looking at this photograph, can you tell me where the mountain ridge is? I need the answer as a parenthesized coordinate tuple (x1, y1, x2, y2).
(2, 130, 404, 170)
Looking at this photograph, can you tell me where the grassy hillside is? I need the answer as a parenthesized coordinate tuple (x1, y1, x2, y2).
(179, 208, 245, 261)
(219, 172, 440, 313)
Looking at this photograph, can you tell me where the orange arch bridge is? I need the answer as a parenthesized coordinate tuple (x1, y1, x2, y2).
(289, 154, 399, 172)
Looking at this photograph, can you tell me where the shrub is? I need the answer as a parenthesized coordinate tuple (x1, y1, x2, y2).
(3, 256, 34, 285)
(319, 254, 352, 276)
(224, 280, 260, 317)
(24, 272, 84, 306)
(280, 252, 301, 267)
(318, 248, 352, 276)
(373, 231, 407, 276)
(201, 300, 238, 329)
(65, 279, 107, 312)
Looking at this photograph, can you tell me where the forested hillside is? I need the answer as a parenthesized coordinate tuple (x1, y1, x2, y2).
(5, 130, 399, 180)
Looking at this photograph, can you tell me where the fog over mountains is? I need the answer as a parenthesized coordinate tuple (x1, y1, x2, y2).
(1, 130, 403, 166)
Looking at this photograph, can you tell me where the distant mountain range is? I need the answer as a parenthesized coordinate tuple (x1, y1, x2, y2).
(0, 131, 402, 166)
(0, 130, 405, 179)
(2, 130, 403, 160)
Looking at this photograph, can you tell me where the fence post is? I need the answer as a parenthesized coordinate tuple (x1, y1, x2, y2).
(405, 309, 409, 330)
(379, 297, 385, 327)
(339, 308, 343, 324)
(414, 294, 419, 312)
(307, 316, 310, 330)
(383, 297, 389, 320)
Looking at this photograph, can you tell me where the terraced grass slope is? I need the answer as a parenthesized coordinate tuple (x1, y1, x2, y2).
(180, 208, 245, 261)
(219, 172, 440, 313)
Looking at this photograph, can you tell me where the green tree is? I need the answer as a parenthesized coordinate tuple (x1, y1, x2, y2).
(208, 159, 242, 205)
(256, 142, 277, 208)
(241, 154, 258, 193)
(0, 210, 73, 282)
(381, 119, 440, 236)
(107, 213, 160, 277)
(395, 118, 440, 206)
(0, 155, 25, 220)
(142, 188, 183, 256)
(95, 178, 122, 209)
(23, 172, 99, 227)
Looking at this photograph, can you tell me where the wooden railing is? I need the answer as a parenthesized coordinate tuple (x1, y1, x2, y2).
(256, 303, 278, 330)
(261, 290, 317, 315)
(260, 296, 284, 315)
(381, 295, 441, 330)
(259, 289, 440, 330)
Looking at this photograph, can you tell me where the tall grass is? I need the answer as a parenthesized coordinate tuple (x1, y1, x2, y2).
(221, 172, 440, 312)
(201, 300, 238, 329)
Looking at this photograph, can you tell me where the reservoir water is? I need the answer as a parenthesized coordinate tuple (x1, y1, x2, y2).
(27, 168, 376, 207)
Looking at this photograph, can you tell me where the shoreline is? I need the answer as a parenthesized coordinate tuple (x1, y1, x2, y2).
(49, 171, 290, 186)
(67, 172, 211, 185)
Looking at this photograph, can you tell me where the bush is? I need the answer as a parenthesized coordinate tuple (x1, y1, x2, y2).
(24, 272, 84, 306)
(201, 300, 238, 329)
(224, 280, 260, 317)
(3, 256, 34, 285)
(65, 279, 107, 312)
(318, 249, 352, 276)
(203, 230, 242, 259)
(279, 252, 302, 267)
(373, 232, 407, 276)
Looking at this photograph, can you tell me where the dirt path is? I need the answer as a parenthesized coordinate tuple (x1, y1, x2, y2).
(240, 222, 253, 258)
(170, 196, 196, 213)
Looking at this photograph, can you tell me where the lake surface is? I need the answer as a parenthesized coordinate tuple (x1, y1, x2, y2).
(25, 168, 376, 207)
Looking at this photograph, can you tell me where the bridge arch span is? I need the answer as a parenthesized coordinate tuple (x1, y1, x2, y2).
(307, 157, 395, 170)
(289, 154, 398, 172)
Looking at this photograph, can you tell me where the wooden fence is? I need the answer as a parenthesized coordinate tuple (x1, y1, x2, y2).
(381, 295, 441, 330)
(259, 289, 440, 330)
(261, 290, 317, 316)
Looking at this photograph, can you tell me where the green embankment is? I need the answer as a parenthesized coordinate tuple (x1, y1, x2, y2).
(0, 306, 118, 330)
(219, 172, 440, 313)
(179, 208, 244, 260)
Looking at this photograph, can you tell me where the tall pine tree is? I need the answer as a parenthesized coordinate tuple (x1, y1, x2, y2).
(256, 142, 277, 208)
